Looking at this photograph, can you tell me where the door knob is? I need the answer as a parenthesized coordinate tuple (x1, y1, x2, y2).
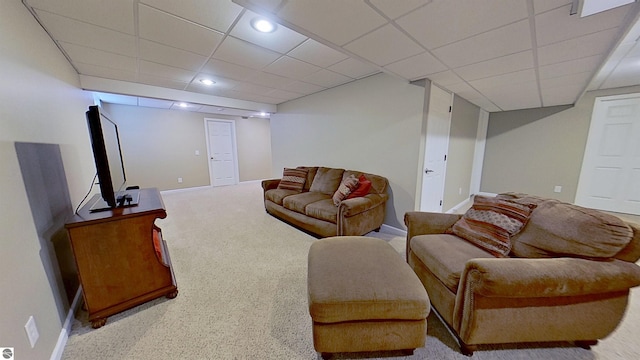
(425, 169, 434, 173)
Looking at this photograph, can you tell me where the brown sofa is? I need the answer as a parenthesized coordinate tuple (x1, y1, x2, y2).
(405, 193, 640, 355)
(261, 166, 388, 237)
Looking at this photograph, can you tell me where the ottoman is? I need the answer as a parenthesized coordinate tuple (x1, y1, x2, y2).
(307, 236, 430, 359)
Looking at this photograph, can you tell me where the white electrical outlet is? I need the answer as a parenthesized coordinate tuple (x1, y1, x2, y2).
(554, 185, 562, 193)
(178, 177, 183, 183)
(195, 150, 200, 156)
(25, 316, 39, 348)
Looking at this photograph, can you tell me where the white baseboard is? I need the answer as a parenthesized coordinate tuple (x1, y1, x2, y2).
(380, 224, 407, 236)
(50, 287, 82, 360)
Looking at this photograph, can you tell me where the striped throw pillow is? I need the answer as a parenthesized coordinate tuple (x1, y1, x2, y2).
(277, 168, 308, 192)
(449, 196, 536, 257)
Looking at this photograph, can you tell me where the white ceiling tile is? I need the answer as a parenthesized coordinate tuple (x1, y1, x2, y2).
(287, 39, 349, 68)
(302, 69, 352, 88)
(538, 55, 603, 79)
(34, 10, 136, 56)
(240, 0, 286, 13)
(537, 28, 619, 66)
(601, 57, 640, 89)
(427, 70, 465, 87)
(455, 51, 534, 82)
(535, 4, 629, 47)
(138, 74, 190, 90)
(281, 81, 326, 94)
(264, 56, 321, 79)
(383, 52, 447, 80)
(140, 0, 243, 33)
(470, 69, 537, 91)
(93, 92, 138, 106)
(74, 63, 137, 82)
(368, 0, 431, 20)
(433, 20, 532, 68)
(446, 82, 482, 99)
(397, 0, 529, 49)
(328, 58, 379, 79)
(541, 83, 583, 106)
(60, 42, 137, 72)
(212, 36, 282, 70)
(276, 0, 387, 46)
(25, 0, 136, 34)
(201, 58, 256, 81)
(139, 60, 196, 83)
(229, 10, 307, 54)
(138, 97, 174, 108)
(540, 72, 591, 90)
(344, 24, 424, 66)
(483, 81, 542, 110)
(266, 89, 304, 101)
(139, 39, 207, 71)
(138, 4, 223, 57)
(533, 0, 572, 14)
(233, 82, 277, 96)
(190, 75, 241, 91)
(246, 71, 294, 89)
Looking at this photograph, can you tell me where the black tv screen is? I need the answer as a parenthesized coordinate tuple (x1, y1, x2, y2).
(86, 105, 129, 211)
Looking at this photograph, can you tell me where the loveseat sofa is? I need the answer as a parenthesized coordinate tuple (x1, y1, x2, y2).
(262, 166, 388, 237)
(405, 193, 640, 355)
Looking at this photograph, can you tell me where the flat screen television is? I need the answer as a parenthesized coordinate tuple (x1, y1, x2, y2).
(86, 105, 139, 212)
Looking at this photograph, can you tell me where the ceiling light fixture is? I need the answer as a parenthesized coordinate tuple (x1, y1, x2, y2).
(178, 102, 188, 108)
(250, 18, 277, 33)
(200, 79, 215, 86)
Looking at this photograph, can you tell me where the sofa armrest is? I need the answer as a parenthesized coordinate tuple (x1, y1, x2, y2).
(460, 257, 640, 298)
(339, 194, 388, 217)
(404, 212, 462, 261)
(261, 179, 280, 192)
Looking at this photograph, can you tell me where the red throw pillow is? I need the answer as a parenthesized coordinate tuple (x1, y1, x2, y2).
(347, 174, 372, 199)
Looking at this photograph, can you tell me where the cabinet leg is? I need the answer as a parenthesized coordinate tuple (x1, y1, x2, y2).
(91, 318, 107, 329)
(575, 340, 598, 349)
(166, 289, 178, 299)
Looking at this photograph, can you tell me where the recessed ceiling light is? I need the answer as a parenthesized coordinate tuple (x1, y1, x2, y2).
(178, 102, 188, 108)
(200, 79, 215, 86)
(250, 18, 277, 33)
(260, 112, 268, 116)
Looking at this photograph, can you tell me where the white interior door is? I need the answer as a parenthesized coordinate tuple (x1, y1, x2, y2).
(206, 119, 238, 187)
(420, 85, 452, 212)
(576, 94, 640, 215)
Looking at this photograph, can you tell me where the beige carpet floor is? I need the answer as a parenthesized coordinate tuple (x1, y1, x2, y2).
(61, 182, 640, 360)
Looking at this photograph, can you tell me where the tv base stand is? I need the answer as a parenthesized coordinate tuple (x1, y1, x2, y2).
(65, 188, 177, 328)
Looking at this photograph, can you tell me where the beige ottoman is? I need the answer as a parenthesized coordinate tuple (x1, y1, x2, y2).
(308, 236, 430, 359)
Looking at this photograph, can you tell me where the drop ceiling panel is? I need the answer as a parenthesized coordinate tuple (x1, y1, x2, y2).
(264, 56, 321, 79)
(246, 71, 293, 89)
(383, 52, 447, 80)
(287, 39, 349, 68)
(428, 71, 465, 87)
(483, 81, 542, 110)
(533, 0, 572, 14)
(74, 63, 137, 83)
(34, 10, 137, 57)
(138, 97, 174, 108)
(229, 10, 307, 54)
(535, 4, 629, 47)
(537, 28, 619, 66)
(454, 51, 534, 82)
(212, 36, 281, 69)
(396, 0, 529, 49)
(139, 39, 208, 72)
(200, 58, 257, 81)
(60, 42, 137, 73)
(281, 80, 325, 94)
(276, 0, 387, 46)
(470, 69, 538, 93)
(138, 4, 224, 57)
(368, 0, 430, 20)
(541, 83, 584, 106)
(27, 0, 136, 34)
(302, 69, 351, 88)
(538, 55, 603, 79)
(344, 24, 424, 66)
(433, 20, 532, 68)
(327, 58, 379, 79)
(138, 74, 190, 90)
(140, 0, 243, 33)
(266, 89, 304, 101)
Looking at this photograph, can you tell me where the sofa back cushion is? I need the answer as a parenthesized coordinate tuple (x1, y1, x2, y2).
(500, 194, 633, 259)
(309, 167, 345, 195)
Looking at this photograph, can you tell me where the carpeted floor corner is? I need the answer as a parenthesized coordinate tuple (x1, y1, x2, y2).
(61, 182, 640, 360)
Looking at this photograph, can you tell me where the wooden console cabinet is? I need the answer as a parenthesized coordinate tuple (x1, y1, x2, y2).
(65, 188, 177, 328)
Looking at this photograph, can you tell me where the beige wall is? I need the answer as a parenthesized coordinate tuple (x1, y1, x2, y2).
(443, 95, 480, 210)
(481, 85, 640, 202)
(0, 1, 95, 359)
(103, 104, 272, 190)
(270, 73, 425, 229)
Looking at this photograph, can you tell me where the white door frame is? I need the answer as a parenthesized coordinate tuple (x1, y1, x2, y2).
(204, 118, 239, 186)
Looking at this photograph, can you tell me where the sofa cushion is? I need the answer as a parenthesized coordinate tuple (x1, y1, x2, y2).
(306, 199, 338, 223)
(410, 234, 495, 292)
(507, 198, 634, 259)
(277, 168, 308, 192)
(265, 188, 299, 205)
(332, 174, 360, 206)
(449, 196, 535, 257)
(296, 166, 318, 192)
(309, 167, 345, 195)
(283, 192, 331, 214)
(347, 174, 372, 199)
